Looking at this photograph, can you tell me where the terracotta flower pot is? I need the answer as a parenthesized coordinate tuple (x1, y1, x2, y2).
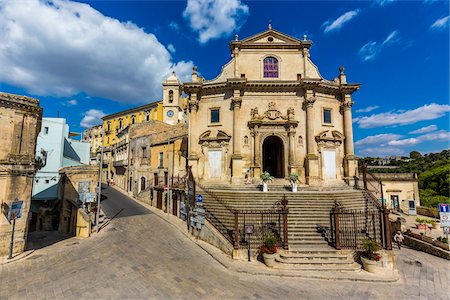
(361, 257, 377, 273)
(262, 252, 277, 267)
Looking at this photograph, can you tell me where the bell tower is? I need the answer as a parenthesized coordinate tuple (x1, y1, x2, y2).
(162, 71, 182, 125)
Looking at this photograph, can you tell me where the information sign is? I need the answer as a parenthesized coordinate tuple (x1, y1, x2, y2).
(244, 224, 254, 235)
(197, 194, 203, 203)
(443, 227, 450, 235)
(440, 212, 450, 227)
(439, 203, 449, 213)
(85, 193, 95, 203)
(8, 201, 23, 220)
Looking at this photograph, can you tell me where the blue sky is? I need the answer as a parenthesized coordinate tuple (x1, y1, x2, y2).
(0, 0, 448, 157)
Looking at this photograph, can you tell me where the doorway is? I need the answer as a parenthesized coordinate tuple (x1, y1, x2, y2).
(262, 136, 284, 178)
(322, 150, 337, 179)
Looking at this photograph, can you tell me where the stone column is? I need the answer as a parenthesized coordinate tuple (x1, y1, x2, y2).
(252, 126, 261, 179)
(342, 95, 358, 178)
(231, 96, 243, 184)
(187, 93, 199, 177)
(288, 127, 297, 175)
(304, 90, 319, 185)
(232, 96, 242, 156)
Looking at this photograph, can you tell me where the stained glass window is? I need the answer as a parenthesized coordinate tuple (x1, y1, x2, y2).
(263, 57, 278, 78)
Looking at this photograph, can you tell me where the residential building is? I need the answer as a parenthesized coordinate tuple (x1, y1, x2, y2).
(370, 173, 420, 213)
(183, 28, 359, 186)
(100, 102, 163, 183)
(30, 118, 90, 231)
(0, 92, 42, 257)
(128, 121, 187, 214)
(82, 124, 102, 165)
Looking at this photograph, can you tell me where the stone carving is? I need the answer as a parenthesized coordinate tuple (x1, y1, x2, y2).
(250, 102, 294, 121)
(315, 130, 345, 147)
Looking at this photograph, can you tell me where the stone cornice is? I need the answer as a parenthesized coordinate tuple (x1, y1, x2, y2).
(0, 93, 42, 115)
(183, 79, 360, 96)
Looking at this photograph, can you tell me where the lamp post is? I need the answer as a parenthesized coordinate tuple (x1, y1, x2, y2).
(96, 124, 104, 232)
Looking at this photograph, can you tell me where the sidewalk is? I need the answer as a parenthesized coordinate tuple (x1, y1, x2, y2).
(112, 186, 400, 283)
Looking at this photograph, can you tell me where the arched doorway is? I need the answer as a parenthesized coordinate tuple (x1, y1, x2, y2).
(262, 136, 284, 178)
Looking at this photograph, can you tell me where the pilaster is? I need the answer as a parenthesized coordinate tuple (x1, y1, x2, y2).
(304, 90, 319, 185)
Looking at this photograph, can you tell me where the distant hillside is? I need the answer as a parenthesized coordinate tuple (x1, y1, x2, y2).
(359, 149, 450, 208)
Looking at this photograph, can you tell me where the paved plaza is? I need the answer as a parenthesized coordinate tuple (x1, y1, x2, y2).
(0, 186, 448, 300)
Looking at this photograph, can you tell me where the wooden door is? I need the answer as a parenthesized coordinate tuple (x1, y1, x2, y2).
(172, 193, 178, 216)
(157, 191, 163, 209)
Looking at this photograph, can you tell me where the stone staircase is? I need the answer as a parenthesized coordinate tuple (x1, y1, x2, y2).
(199, 186, 371, 271)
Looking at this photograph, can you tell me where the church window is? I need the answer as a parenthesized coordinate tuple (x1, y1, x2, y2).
(323, 108, 332, 124)
(169, 90, 174, 103)
(263, 57, 278, 78)
(210, 108, 220, 123)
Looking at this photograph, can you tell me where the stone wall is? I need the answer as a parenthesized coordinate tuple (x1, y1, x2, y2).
(0, 92, 42, 257)
(403, 235, 450, 260)
(417, 206, 439, 219)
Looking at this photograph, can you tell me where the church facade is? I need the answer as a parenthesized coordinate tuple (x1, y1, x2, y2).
(84, 28, 361, 188)
(183, 28, 360, 186)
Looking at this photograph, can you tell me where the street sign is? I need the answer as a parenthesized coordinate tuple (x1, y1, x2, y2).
(8, 201, 23, 221)
(439, 203, 449, 213)
(244, 224, 254, 234)
(440, 212, 450, 227)
(197, 194, 203, 203)
(85, 193, 95, 203)
(443, 227, 450, 234)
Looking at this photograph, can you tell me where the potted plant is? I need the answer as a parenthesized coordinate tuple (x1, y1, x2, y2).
(289, 173, 299, 192)
(426, 219, 439, 230)
(260, 235, 278, 267)
(260, 171, 273, 192)
(415, 218, 428, 230)
(360, 238, 381, 273)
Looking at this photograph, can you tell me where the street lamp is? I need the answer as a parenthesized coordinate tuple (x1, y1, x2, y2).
(96, 123, 104, 232)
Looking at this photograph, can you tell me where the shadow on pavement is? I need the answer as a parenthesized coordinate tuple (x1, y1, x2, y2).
(26, 231, 72, 250)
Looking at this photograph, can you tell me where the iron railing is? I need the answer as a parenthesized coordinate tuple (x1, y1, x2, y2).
(196, 183, 289, 251)
(331, 163, 392, 250)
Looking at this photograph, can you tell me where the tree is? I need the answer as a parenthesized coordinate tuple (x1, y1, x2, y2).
(410, 151, 422, 159)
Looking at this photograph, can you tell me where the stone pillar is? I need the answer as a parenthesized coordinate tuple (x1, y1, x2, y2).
(231, 96, 243, 184)
(187, 93, 199, 177)
(342, 95, 358, 178)
(288, 128, 297, 175)
(304, 91, 320, 185)
(252, 126, 261, 179)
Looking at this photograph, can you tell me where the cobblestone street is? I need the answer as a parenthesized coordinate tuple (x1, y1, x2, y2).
(0, 186, 448, 300)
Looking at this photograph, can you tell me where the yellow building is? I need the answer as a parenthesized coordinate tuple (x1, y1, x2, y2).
(102, 101, 163, 147)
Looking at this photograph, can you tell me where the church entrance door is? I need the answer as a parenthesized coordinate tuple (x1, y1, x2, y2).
(262, 136, 284, 178)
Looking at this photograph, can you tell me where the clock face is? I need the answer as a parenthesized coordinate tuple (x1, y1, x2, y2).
(167, 110, 174, 117)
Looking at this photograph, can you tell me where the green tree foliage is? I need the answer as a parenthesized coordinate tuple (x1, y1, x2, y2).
(409, 151, 422, 159)
(359, 149, 450, 208)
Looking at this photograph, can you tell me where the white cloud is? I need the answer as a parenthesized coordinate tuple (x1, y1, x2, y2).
(167, 44, 176, 54)
(322, 9, 361, 33)
(359, 146, 405, 158)
(355, 106, 379, 113)
(355, 133, 402, 146)
(387, 130, 450, 146)
(67, 99, 77, 106)
(0, 0, 193, 104)
(359, 30, 400, 61)
(409, 125, 437, 134)
(169, 21, 180, 31)
(430, 16, 449, 30)
(374, 0, 396, 6)
(80, 109, 106, 128)
(183, 0, 249, 44)
(354, 103, 450, 128)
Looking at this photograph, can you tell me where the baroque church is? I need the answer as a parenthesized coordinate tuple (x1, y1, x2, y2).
(178, 27, 359, 186)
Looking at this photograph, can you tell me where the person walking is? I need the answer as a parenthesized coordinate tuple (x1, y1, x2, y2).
(394, 230, 404, 249)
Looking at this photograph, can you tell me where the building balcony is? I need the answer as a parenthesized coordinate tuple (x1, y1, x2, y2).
(113, 159, 128, 167)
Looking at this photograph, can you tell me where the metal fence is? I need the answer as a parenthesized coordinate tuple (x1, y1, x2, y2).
(196, 182, 289, 251)
(234, 198, 289, 251)
(330, 204, 389, 250)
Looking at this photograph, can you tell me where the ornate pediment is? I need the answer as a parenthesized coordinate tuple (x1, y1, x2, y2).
(230, 29, 312, 51)
(315, 130, 345, 146)
(199, 130, 231, 144)
(250, 102, 295, 122)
